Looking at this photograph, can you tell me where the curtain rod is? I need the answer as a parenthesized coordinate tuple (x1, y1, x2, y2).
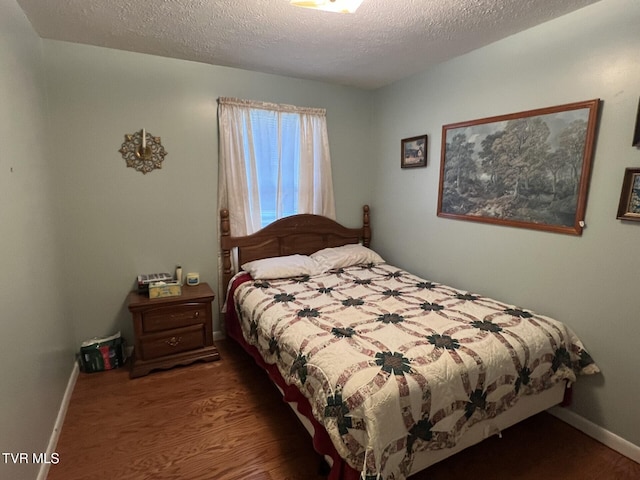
(218, 97, 326, 116)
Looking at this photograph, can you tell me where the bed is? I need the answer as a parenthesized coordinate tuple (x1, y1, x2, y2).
(220, 205, 599, 480)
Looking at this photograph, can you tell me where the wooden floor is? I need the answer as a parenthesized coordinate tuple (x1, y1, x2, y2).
(49, 339, 640, 480)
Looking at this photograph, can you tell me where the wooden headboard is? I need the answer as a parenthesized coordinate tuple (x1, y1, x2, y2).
(220, 205, 371, 293)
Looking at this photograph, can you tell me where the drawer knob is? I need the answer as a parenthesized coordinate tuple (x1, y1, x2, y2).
(166, 336, 182, 347)
(194, 311, 200, 318)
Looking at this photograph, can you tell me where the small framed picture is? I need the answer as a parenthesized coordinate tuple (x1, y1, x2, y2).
(401, 135, 427, 168)
(616, 168, 640, 222)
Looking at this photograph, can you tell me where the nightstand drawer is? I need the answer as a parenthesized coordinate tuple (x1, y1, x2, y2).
(140, 325, 205, 359)
(142, 304, 207, 333)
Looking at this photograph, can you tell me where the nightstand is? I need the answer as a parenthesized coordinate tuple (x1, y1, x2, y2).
(127, 282, 220, 378)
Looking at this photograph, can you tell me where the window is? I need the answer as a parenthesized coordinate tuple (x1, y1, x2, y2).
(218, 97, 335, 236)
(243, 109, 301, 227)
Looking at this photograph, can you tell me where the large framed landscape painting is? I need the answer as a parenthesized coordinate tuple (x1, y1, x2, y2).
(437, 99, 600, 235)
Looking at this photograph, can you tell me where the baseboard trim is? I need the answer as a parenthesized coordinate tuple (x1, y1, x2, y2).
(37, 361, 79, 480)
(213, 330, 225, 341)
(549, 406, 640, 464)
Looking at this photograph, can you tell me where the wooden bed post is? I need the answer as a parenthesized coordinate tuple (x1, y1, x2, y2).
(363, 205, 371, 247)
(220, 209, 233, 294)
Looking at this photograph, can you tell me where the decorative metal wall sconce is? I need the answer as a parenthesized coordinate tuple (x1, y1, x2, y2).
(119, 129, 167, 174)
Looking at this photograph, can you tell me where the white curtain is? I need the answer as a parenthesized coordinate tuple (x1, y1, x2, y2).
(218, 97, 336, 237)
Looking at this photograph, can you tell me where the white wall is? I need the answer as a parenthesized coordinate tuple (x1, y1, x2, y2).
(0, 2, 75, 479)
(371, 0, 640, 447)
(42, 41, 374, 345)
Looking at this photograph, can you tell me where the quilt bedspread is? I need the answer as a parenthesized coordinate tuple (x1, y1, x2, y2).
(233, 263, 598, 480)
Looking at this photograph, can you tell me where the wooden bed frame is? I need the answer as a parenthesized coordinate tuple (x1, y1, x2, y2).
(220, 205, 370, 294)
(219, 205, 567, 480)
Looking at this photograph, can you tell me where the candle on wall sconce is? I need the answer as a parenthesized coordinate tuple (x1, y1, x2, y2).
(119, 129, 168, 174)
(633, 97, 640, 148)
(137, 128, 151, 160)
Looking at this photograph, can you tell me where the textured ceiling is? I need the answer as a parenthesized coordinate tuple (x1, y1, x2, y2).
(17, 0, 601, 89)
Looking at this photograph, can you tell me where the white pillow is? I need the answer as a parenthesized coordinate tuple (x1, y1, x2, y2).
(311, 244, 384, 271)
(241, 254, 322, 280)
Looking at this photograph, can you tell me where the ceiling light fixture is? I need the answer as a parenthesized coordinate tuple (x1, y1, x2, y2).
(290, 0, 363, 14)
